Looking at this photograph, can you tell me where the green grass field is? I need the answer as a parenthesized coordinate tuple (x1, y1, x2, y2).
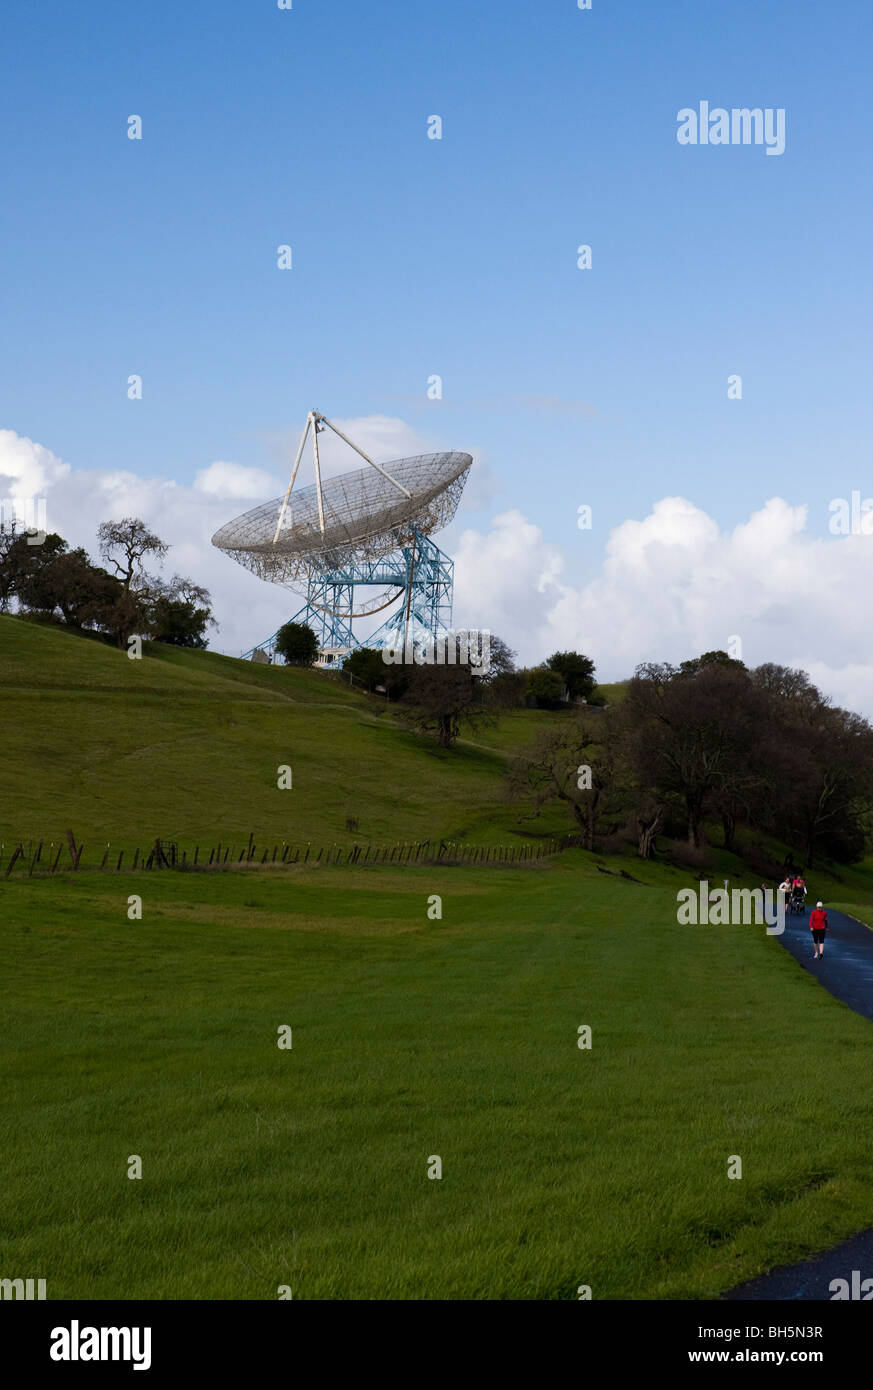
(2, 617, 873, 1299)
(0, 614, 566, 849)
(2, 855, 873, 1299)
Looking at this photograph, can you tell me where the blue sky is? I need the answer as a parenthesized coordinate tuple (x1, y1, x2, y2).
(1, 1, 872, 689)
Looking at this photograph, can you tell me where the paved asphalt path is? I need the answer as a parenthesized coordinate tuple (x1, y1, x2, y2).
(777, 903, 873, 1023)
(724, 1227, 873, 1301)
(723, 902, 873, 1301)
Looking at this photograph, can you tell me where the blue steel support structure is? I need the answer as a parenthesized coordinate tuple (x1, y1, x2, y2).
(242, 529, 454, 664)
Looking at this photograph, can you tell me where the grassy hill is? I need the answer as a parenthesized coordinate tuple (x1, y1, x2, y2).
(0, 615, 567, 849)
(3, 614, 873, 1300)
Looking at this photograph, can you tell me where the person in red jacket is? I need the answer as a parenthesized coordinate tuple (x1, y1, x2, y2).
(809, 901, 829, 960)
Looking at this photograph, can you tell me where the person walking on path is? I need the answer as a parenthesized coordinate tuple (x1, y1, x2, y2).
(809, 901, 829, 960)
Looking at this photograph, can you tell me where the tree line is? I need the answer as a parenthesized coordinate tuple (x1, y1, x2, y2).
(11, 548, 867, 869)
(0, 516, 215, 648)
(267, 624, 600, 747)
(508, 650, 873, 867)
(272, 623, 598, 710)
(337, 638, 597, 746)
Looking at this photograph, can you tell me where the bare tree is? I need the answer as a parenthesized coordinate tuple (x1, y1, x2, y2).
(96, 518, 168, 647)
(97, 518, 168, 594)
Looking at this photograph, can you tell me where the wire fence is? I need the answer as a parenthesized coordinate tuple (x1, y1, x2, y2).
(2, 831, 585, 877)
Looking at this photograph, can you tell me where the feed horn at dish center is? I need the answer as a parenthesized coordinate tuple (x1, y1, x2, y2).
(211, 409, 472, 666)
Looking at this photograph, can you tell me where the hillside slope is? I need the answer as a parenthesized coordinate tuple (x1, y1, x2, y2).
(0, 616, 567, 848)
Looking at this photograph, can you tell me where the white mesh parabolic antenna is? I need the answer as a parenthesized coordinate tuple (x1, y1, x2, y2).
(212, 410, 472, 591)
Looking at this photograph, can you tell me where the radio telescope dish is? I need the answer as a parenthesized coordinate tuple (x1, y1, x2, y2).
(213, 451, 471, 586)
(212, 409, 472, 659)
(212, 411, 471, 595)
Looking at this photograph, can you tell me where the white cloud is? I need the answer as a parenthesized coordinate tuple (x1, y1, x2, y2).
(0, 428, 70, 499)
(451, 509, 566, 658)
(0, 430, 294, 656)
(452, 495, 873, 717)
(194, 461, 283, 500)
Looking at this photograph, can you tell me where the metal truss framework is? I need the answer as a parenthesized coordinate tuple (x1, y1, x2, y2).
(241, 528, 455, 664)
